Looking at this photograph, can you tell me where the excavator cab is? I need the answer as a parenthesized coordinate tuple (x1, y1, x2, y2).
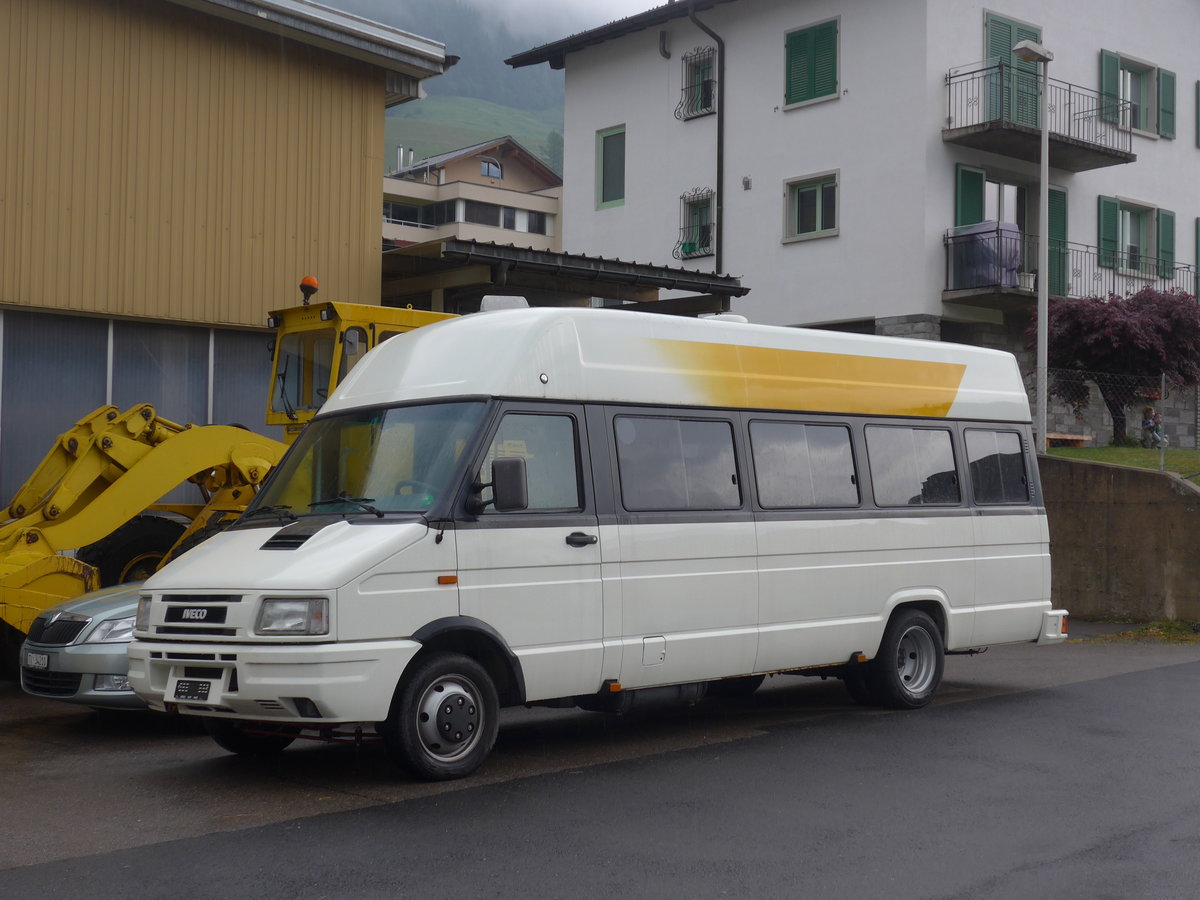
(266, 280, 454, 443)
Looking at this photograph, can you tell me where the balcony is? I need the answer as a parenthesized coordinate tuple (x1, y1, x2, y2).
(943, 61, 1136, 171)
(943, 223, 1196, 310)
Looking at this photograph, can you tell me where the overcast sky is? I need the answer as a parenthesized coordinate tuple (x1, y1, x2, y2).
(328, 0, 658, 42)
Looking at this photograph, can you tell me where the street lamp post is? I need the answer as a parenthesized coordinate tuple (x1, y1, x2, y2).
(1013, 39, 1053, 453)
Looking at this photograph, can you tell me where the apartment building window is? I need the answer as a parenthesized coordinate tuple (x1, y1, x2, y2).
(502, 207, 516, 230)
(675, 189, 714, 259)
(527, 211, 548, 235)
(1098, 196, 1175, 276)
(596, 125, 626, 209)
(676, 46, 716, 119)
(1100, 50, 1175, 138)
(784, 171, 837, 242)
(480, 160, 503, 179)
(464, 200, 501, 227)
(784, 19, 838, 107)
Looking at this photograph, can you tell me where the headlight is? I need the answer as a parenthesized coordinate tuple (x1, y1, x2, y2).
(256, 597, 329, 635)
(95, 674, 131, 692)
(85, 615, 135, 644)
(135, 595, 151, 631)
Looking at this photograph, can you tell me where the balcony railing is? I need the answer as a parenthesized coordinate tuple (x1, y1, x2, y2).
(944, 223, 1197, 300)
(944, 61, 1135, 170)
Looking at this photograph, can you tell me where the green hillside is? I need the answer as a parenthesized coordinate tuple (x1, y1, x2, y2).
(385, 98, 563, 175)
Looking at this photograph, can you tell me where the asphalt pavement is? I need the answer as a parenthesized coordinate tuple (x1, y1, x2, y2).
(2, 624, 1200, 898)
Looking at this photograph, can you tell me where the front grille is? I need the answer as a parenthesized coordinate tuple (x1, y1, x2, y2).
(26, 618, 88, 645)
(22, 668, 82, 696)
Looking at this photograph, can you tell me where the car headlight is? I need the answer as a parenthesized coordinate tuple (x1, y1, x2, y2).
(135, 595, 151, 631)
(255, 597, 329, 635)
(85, 615, 136, 644)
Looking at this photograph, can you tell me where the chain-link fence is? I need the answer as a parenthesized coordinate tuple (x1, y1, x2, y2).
(1028, 368, 1198, 450)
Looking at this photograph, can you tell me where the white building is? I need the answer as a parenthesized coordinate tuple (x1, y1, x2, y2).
(510, 0, 1200, 443)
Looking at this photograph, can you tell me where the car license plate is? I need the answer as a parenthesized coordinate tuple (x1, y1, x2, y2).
(24, 650, 49, 670)
(174, 679, 212, 701)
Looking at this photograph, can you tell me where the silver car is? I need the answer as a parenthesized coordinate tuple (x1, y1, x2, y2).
(20, 583, 147, 710)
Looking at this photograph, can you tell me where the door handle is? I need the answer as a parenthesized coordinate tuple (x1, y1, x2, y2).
(565, 531, 598, 547)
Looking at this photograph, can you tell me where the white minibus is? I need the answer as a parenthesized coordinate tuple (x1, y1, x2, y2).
(128, 307, 1067, 780)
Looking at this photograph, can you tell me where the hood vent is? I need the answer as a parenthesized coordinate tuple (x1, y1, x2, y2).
(260, 517, 339, 551)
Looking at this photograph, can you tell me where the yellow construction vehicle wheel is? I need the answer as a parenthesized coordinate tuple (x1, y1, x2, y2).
(76, 515, 188, 586)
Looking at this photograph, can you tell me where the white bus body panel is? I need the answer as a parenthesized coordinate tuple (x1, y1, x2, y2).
(128, 308, 1059, 730)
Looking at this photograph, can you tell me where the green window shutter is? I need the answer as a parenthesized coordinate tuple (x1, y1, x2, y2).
(955, 165, 985, 227)
(1048, 188, 1068, 296)
(785, 29, 812, 104)
(1157, 68, 1176, 139)
(1100, 50, 1120, 124)
(1157, 209, 1175, 277)
(984, 14, 1041, 126)
(1098, 195, 1119, 269)
(812, 21, 838, 98)
(785, 21, 837, 105)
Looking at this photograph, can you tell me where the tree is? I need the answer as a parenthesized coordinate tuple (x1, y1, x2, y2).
(1030, 288, 1200, 444)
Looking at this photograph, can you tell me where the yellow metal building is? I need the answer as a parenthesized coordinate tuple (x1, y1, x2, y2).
(0, 0, 449, 500)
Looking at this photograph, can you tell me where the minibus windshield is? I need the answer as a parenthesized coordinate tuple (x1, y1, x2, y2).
(246, 401, 486, 517)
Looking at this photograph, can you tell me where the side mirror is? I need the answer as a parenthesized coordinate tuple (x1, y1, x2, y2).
(342, 329, 360, 356)
(491, 457, 528, 512)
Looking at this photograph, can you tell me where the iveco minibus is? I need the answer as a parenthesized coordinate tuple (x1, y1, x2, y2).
(128, 307, 1067, 780)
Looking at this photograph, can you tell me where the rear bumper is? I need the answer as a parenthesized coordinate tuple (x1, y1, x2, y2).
(1035, 609, 1070, 644)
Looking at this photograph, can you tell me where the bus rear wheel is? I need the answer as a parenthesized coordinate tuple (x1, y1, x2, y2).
(381, 652, 499, 781)
(870, 608, 944, 709)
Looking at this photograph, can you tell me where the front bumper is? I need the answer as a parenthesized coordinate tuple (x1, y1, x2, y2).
(127, 638, 423, 723)
(20, 640, 145, 710)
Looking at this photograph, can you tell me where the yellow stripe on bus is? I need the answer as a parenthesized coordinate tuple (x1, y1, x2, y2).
(651, 339, 967, 417)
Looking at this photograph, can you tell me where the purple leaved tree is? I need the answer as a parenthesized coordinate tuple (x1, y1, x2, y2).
(1028, 288, 1200, 444)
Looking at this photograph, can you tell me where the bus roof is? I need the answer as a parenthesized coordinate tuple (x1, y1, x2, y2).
(325, 307, 1031, 423)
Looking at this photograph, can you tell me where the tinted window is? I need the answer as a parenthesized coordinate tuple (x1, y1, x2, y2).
(481, 413, 581, 511)
(966, 429, 1029, 504)
(750, 421, 858, 508)
(615, 416, 740, 511)
(865, 426, 960, 507)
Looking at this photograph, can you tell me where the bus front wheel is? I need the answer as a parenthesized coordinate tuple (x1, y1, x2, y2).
(871, 608, 944, 709)
(382, 652, 499, 781)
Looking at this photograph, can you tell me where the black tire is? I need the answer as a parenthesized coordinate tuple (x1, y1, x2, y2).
(707, 674, 766, 700)
(76, 515, 187, 586)
(0, 619, 24, 680)
(869, 608, 945, 709)
(204, 718, 297, 756)
(381, 652, 499, 781)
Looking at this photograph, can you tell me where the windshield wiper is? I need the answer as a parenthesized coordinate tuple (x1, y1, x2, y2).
(243, 504, 298, 523)
(309, 493, 384, 518)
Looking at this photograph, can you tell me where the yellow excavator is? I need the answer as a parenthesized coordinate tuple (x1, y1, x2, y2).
(0, 278, 452, 666)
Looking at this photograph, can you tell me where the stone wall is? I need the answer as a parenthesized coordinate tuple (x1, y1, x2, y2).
(1040, 456, 1200, 622)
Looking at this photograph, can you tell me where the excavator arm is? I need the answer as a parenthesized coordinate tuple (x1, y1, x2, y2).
(1, 405, 286, 638)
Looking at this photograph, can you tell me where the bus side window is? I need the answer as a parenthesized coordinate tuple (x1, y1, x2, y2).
(865, 426, 960, 507)
(749, 420, 858, 508)
(965, 429, 1029, 504)
(614, 415, 740, 511)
